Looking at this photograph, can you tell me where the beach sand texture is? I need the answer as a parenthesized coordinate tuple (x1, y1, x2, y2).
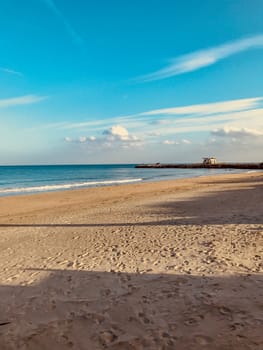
(0, 172, 262, 349)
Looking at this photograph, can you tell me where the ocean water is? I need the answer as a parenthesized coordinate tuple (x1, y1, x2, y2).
(0, 164, 246, 197)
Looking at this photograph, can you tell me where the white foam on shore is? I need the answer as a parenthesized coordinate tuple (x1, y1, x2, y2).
(0, 178, 143, 194)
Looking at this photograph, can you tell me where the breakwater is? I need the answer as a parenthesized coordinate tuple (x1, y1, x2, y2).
(135, 163, 263, 169)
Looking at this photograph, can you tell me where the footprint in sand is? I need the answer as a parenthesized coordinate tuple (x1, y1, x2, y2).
(99, 330, 118, 346)
(194, 334, 213, 345)
(138, 312, 151, 325)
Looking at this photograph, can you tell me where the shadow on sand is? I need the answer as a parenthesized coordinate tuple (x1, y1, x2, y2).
(0, 175, 263, 348)
(0, 269, 262, 350)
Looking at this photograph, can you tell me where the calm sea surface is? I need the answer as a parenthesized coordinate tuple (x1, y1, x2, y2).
(0, 164, 247, 196)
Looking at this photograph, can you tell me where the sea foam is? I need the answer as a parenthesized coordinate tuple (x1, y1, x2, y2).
(0, 178, 143, 194)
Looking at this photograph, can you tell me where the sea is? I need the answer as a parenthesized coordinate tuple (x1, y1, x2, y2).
(0, 164, 248, 197)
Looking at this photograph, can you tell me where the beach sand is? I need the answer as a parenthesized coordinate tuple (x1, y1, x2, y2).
(0, 172, 262, 349)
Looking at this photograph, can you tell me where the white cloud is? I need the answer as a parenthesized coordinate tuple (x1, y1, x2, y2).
(79, 136, 87, 143)
(139, 34, 263, 81)
(103, 125, 141, 142)
(103, 125, 130, 141)
(147, 131, 161, 136)
(120, 141, 143, 149)
(78, 136, 96, 143)
(211, 127, 263, 138)
(65, 126, 142, 150)
(206, 127, 263, 156)
(163, 140, 179, 145)
(0, 95, 47, 108)
(162, 139, 191, 145)
(0, 67, 23, 77)
(182, 139, 191, 144)
(64, 135, 96, 143)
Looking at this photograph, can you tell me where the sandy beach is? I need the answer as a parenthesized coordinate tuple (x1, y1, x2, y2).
(0, 172, 262, 349)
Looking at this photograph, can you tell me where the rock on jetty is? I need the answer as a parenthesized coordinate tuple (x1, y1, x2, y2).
(135, 162, 263, 169)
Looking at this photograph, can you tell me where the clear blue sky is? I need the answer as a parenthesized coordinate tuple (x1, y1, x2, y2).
(0, 0, 262, 164)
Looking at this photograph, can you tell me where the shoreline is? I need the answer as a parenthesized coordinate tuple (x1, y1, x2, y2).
(0, 171, 262, 221)
(0, 167, 257, 199)
(0, 171, 262, 349)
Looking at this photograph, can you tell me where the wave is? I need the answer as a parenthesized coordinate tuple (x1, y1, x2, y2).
(0, 178, 143, 194)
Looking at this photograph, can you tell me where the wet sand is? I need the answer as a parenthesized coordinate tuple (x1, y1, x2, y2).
(0, 172, 262, 349)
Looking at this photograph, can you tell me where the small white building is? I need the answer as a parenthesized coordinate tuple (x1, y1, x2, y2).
(203, 157, 217, 165)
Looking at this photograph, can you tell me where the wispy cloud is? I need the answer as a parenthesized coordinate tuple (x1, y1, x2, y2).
(145, 108, 263, 135)
(37, 96, 263, 141)
(42, 0, 84, 46)
(0, 95, 47, 108)
(0, 67, 23, 77)
(139, 97, 262, 117)
(44, 96, 252, 132)
(121, 97, 263, 137)
(139, 34, 263, 82)
(212, 127, 263, 138)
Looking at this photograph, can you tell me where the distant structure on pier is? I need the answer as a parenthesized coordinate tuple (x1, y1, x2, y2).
(203, 157, 217, 165)
(135, 157, 263, 169)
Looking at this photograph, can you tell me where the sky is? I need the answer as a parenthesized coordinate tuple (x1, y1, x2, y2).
(0, 0, 263, 164)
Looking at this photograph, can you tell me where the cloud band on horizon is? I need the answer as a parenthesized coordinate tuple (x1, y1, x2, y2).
(41, 96, 263, 133)
(138, 34, 263, 82)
